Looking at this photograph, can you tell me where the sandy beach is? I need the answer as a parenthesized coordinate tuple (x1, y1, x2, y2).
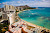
(17, 9, 50, 32)
(21, 19, 50, 32)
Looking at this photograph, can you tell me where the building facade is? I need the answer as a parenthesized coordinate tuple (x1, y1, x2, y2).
(1, 5, 16, 25)
(16, 5, 29, 11)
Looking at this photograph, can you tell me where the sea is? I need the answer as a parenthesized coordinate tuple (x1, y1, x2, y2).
(18, 7, 50, 29)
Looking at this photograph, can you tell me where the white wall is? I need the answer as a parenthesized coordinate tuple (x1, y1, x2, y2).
(0, 12, 2, 16)
(7, 13, 15, 25)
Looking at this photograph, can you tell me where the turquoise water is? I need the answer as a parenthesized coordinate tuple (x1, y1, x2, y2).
(18, 7, 50, 29)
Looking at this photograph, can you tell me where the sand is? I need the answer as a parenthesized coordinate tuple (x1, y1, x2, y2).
(21, 19, 50, 32)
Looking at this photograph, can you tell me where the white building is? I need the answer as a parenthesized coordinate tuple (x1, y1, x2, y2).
(1, 5, 16, 25)
(7, 12, 15, 25)
(16, 7, 23, 11)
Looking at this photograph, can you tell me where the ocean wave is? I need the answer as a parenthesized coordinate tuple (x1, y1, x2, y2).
(31, 13, 37, 15)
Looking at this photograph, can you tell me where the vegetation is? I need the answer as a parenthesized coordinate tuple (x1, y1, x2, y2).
(23, 7, 36, 10)
(16, 11, 19, 12)
(27, 7, 36, 9)
(0, 20, 9, 33)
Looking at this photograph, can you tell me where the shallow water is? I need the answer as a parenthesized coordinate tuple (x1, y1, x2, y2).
(18, 7, 50, 29)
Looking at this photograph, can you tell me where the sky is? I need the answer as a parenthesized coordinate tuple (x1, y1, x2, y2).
(0, 0, 50, 7)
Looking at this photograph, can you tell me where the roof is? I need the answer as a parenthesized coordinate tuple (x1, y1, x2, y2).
(10, 27, 21, 32)
(21, 25, 26, 28)
(10, 29, 15, 32)
(25, 29, 33, 33)
(15, 27, 21, 31)
(12, 22, 20, 27)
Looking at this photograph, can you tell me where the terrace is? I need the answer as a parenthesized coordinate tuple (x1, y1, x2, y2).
(9, 27, 21, 33)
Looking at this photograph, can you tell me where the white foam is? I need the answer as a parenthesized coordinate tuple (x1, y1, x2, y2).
(31, 13, 37, 15)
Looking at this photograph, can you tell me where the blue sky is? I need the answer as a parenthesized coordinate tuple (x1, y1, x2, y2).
(0, 0, 50, 7)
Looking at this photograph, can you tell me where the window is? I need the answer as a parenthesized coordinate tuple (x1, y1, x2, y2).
(10, 11, 14, 13)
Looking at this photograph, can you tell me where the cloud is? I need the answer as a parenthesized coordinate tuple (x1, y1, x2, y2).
(32, 1, 50, 7)
(17, 1, 21, 3)
(0, 0, 50, 7)
(42, 0, 46, 1)
(0, 3, 1, 4)
(2, 2, 6, 4)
